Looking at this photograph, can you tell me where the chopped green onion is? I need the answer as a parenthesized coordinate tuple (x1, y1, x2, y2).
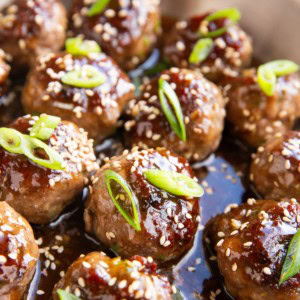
(104, 170, 141, 231)
(62, 65, 107, 89)
(257, 60, 299, 96)
(57, 289, 81, 300)
(189, 38, 213, 64)
(0, 128, 24, 155)
(144, 169, 204, 198)
(66, 37, 101, 56)
(88, 0, 110, 17)
(30, 114, 61, 140)
(158, 78, 186, 142)
(279, 229, 300, 285)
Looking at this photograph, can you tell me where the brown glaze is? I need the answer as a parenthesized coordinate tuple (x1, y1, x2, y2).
(163, 13, 253, 82)
(124, 68, 226, 162)
(223, 69, 300, 148)
(85, 147, 200, 264)
(0, 115, 98, 224)
(205, 199, 300, 300)
(53, 252, 172, 299)
(0, 202, 39, 299)
(22, 52, 135, 142)
(69, 0, 161, 71)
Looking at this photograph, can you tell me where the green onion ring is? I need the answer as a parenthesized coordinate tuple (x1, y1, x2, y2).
(104, 170, 141, 231)
(65, 37, 101, 56)
(158, 78, 186, 142)
(88, 0, 110, 17)
(189, 38, 214, 64)
(144, 169, 204, 198)
(57, 289, 81, 300)
(30, 114, 61, 140)
(0, 128, 24, 155)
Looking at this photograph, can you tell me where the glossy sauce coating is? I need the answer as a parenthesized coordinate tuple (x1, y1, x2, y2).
(70, 0, 161, 71)
(53, 252, 172, 299)
(85, 147, 200, 264)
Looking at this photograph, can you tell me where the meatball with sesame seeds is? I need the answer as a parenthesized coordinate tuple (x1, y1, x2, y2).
(0, 115, 98, 224)
(84, 148, 201, 264)
(0, 202, 39, 299)
(0, 0, 67, 71)
(69, 0, 161, 71)
(205, 198, 300, 300)
(53, 252, 172, 300)
(124, 68, 225, 162)
(22, 50, 135, 143)
(163, 12, 252, 82)
(223, 69, 300, 148)
(250, 131, 300, 201)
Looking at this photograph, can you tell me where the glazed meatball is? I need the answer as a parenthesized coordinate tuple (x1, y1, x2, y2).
(22, 51, 135, 143)
(85, 148, 200, 264)
(223, 69, 300, 148)
(53, 252, 172, 299)
(0, 202, 39, 299)
(250, 130, 300, 201)
(69, 0, 161, 71)
(163, 13, 252, 82)
(0, 0, 67, 70)
(124, 68, 225, 162)
(0, 115, 98, 224)
(206, 198, 300, 300)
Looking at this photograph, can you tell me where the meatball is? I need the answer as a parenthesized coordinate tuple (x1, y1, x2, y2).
(0, 202, 39, 299)
(163, 13, 252, 82)
(69, 0, 161, 71)
(124, 68, 225, 162)
(85, 148, 201, 264)
(205, 198, 300, 300)
(22, 51, 135, 143)
(223, 69, 300, 148)
(53, 252, 172, 299)
(0, 115, 98, 224)
(250, 130, 300, 201)
(0, 0, 67, 70)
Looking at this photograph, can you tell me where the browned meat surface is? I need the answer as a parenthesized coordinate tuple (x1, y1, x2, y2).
(22, 52, 135, 143)
(0, 115, 98, 224)
(0, 202, 39, 299)
(85, 148, 200, 264)
(223, 69, 300, 148)
(69, 0, 161, 71)
(163, 13, 252, 82)
(0, 0, 67, 71)
(206, 199, 300, 300)
(53, 252, 172, 300)
(124, 68, 225, 162)
(250, 131, 300, 201)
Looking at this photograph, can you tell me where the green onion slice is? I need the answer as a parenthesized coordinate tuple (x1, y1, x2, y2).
(0, 128, 25, 155)
(66, 37, 101, 56)
(279, 229, 300, 285)
(158, 78, 186, 142)
(62, 65, 107, 89)
(88, 0, 110, 17)
(30, 114, 61, 140)
(189, 38, 213, 64)
(57, 289, 81, 300)
(257, 60, 299, 96)
(104, 170, 141, 231)
(144, 169, 204, 198)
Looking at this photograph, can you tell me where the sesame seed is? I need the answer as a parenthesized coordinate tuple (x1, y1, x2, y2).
(232, 263, 237, 272)
(263, 267, 271, 275)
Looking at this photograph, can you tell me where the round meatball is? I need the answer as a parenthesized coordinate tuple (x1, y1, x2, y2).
(85, 148, 200, 264)
(205, 198, 300, 300)
(223, 69, 300, 148)
(124, 68, 225, 162)
(0, 202, 39, 299)
(250, 130, 300, 201)
(163, 13, 253, 82)
(53, 252, 172, 300)
(22, 51, 135, 143)
(69, 0, 161, 71)
(0, 115, 98, 224)
(0, 0, 67, 70)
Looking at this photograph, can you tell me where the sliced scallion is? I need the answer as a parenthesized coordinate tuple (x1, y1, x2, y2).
(189, 38, 213, 64)
(88, 0, 110, 17)
(30, 114, 61, 140)
(0, 128, 25, 155)
(66, 37, 101, 56)
(57, 289, 81, 300)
